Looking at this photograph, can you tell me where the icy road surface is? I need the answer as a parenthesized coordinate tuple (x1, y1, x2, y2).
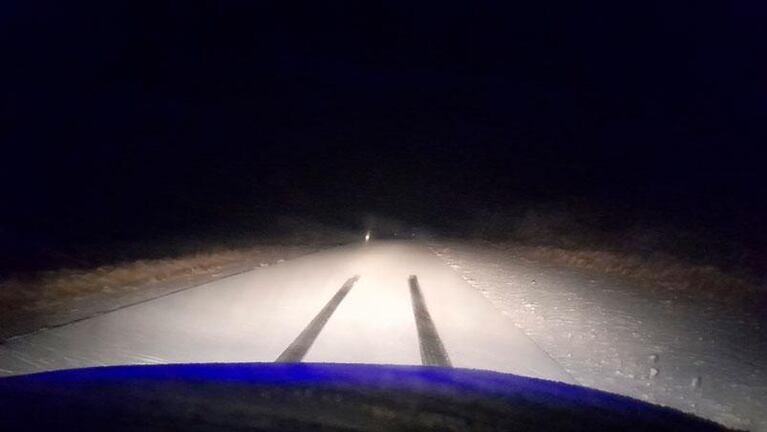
(0, 241, 574, 385)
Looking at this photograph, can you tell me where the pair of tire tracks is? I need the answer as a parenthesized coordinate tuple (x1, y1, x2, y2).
(275, 275, 451, 367)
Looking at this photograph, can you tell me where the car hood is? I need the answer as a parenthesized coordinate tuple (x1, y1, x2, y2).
(0, 363, 731, 431)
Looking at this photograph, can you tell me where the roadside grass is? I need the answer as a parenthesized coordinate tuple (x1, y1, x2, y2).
(0, 246, 296, 315)
(0, 217, 359, 338)
(501, 243, 756, 301)
(467, 203, 762, 300)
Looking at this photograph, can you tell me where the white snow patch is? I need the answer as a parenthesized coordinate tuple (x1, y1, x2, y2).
(430, 242, 767, 431)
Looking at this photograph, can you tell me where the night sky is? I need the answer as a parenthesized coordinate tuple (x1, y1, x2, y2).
(2, 1, 765, 265)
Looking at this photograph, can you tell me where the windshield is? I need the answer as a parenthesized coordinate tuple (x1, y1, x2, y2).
(1, 1, 764, 431)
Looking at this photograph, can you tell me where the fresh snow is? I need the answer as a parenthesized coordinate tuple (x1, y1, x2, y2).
(1, 239, 763, 430)
(430, 241, 767, 431)
(0, 242, 573, 384)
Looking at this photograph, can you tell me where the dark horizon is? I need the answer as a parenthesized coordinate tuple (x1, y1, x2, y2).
(2, 0, 766, 271)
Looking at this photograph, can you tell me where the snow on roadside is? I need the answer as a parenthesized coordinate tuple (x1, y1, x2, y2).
(430, 241, 767, 432)
(1, 218, 359, 341)
(0, 245, 339, 342)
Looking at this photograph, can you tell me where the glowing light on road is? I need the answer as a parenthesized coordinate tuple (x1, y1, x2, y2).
(364, 231, 371, 242)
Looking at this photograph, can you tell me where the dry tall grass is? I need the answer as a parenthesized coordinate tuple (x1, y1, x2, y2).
(468, 204, 761, 302)
(0, 245, 313, 338)
(503, 243, 757, 302)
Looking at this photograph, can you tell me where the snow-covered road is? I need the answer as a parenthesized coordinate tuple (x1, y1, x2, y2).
(0, 241, 573, 384)
(3, 239, 762, 429)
